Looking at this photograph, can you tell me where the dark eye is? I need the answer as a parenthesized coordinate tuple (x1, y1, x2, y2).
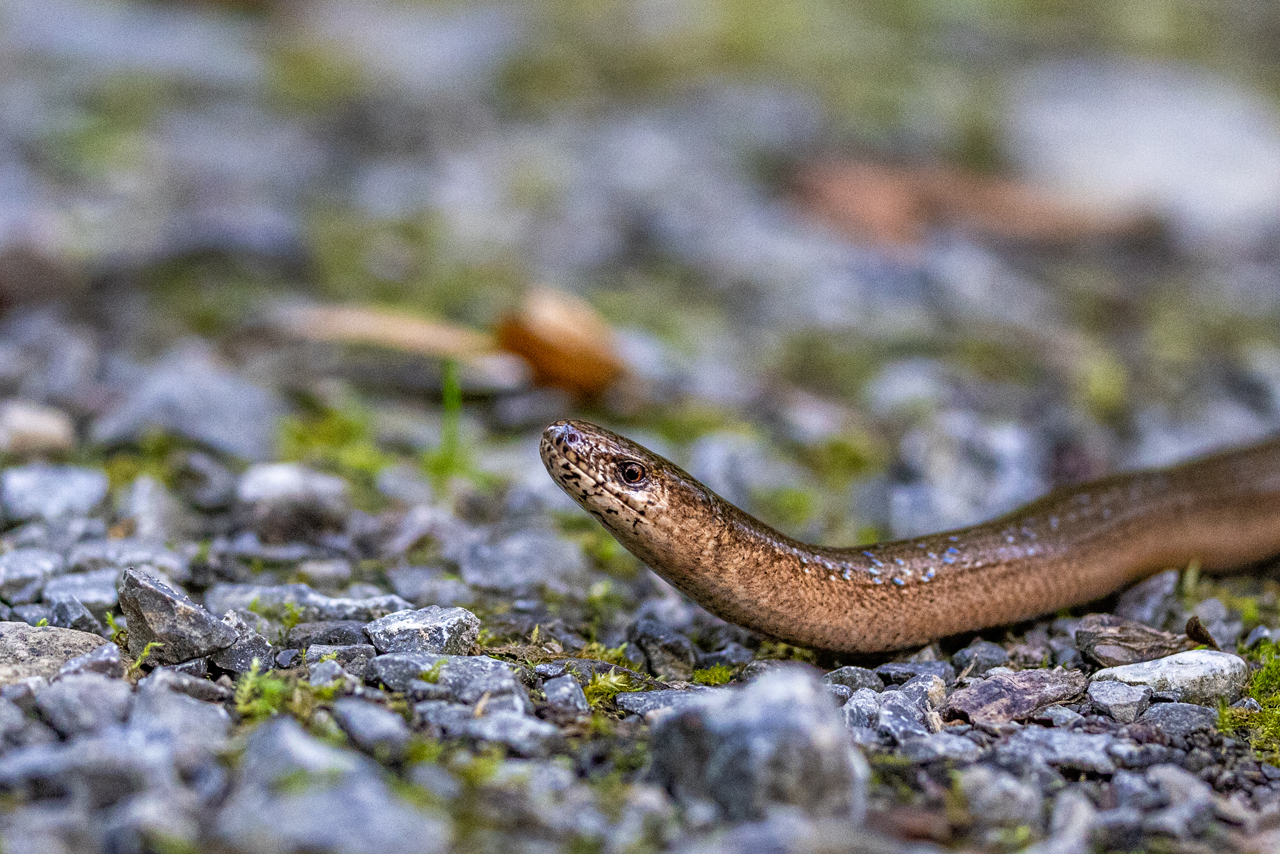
(619, 461, 646, 485)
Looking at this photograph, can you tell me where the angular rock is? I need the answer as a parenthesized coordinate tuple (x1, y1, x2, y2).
(205, 583, 410, 624)
(650, 670, 868, 821)
(210, 611, 275, 675)
(698, 642, 754, 670)
(542, 674, 589, 716)
(0, 549, 63, 603)
(627, 618, 697, 682)
(1, 464, 108, 522)
(367, 652, 530, 712)
(841, 688, 880, 730)
(999, 726, 1117, 774)
(1074, 613, 1192, 668)
(305, 644, 376, 672)
(943, 668, 1086, 724)
(0, 624, 105, 685)
(138, 667, 233, 705)
(1091, 650, 1248, 705)
(92, 342, 285, 462)
(822, 666, 883, 693)
(331, 698, 412, 761)
(35, 673, 132, 737)
(1087, 680, 1152, 723)
(286, 619, 369, 649)
(47, 596, 104, 635)
(127, 686, 231, 762)
(1114, 569, 1180, 628)
(365, 606, 479, 655)
(236, 463, 351, 542)
(41, 568, 121, 619)
(117, 568, 237, 665)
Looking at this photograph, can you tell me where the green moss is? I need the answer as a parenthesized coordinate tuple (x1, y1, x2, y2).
(266, 42, 367, 111)
(129, 641, 165, 675)
(691, 665, 734, 686)
(583, 671, 640, 707)
(1219, 640, 1280, 757)
(234, 660, 294, 723)
(419, 660, 446, 684)
(101, 430, 184, 491)
(279, 402, 393, 510)
(403, 737, 445, 766)
(752, 485, 817, 533)
(755, 639, 818, 664)
(577, 641, 642, 671)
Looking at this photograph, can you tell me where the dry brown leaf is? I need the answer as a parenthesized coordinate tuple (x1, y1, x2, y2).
(496, 287, 624, 398)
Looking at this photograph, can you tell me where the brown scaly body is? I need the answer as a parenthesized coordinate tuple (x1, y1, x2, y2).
(540, 420, 1280, 653)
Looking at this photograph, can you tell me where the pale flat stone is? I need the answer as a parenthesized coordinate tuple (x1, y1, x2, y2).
(1090, 650, 1247, 705)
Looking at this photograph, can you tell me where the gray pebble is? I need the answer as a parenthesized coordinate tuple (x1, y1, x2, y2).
(1087, 679, 1152, 723)
(331, 698, 411, 761)
(235, 463, 351, 542)
(305, 644, 377, 672)
(1135, 702, 1217, 741)
(365, 606, 480, 655)
(35, 673, 132, 737)
(286, 620, 369, 649)
(627, 618, 698, 682)
(875, 660, 956, 686)
(41, 569, 120, 619)
(952, 639, 1009, 677)
(117, 568, 238, 665)
(899, 732, 983, 764)
(543, 674, 589, 716)
(615, 687, 714, 719)
(998, 726, 1117, 774)
(56, 642, 126, 681)
(822, 665, 883, 692)
(47, 597, 103, 635)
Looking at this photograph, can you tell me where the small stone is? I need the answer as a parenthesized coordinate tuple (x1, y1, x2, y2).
(10, 604, 51, 626)
(1, 464, 108, 522)
(209, 612, 274, 675)
(1114, 569, 1180, 627)
(1074, 613, 1192, 668)
(955, 766, 1043, 830)
(899, 732, 983, 764)
(1144, 764, 1213, 837)
(841, 688, 880, 730)
(650, 670, 869, 821)
(66, 538, 190, 581)
(952, 639, 1010, 676)
(943, 668, 1087, 724)
(1034, 705, 1084, 728)
(385, 566, 474, 609)
(128, 682, 231, 759)
(0, 623, 106, 685)
(35, 673, 132, 737)
(0, 400, 74, 457)
(0, 549, 63, 603)
(1245, 625, 1274, 649)
(875, 660, 956, 686)
(365, 606, 480, 655)
(460, 711, 560, 758)
(543, 674, 589, 717)
(822, 666, 883, 692)
(627, 618, 697, 681)
(899, 674, 947, 711)
(40, 568, 120, 619)
(1087, 680, 1152, 723)
(138, 667, 233, 704)
(306, 644, 376, 672)
(455, 527, 589, 595)
(1136, 702, 1218, 740)
(47, 597, 104, 635)
(615, 688, 715, 719)
(366, 652, 530, 711)
(331, 698, 412, 761)
(286, 620, 369, 649)
(296, 560, 354, 593)
(999, 726, 1118, 774)
(1091, 650, 1248, 705)
(236, 463, 351, 542)
(117, 568, 238, 665)
(56, 643, 126, 681)
(698, 642, 754, 670)
(1233, 696, 1263, 712)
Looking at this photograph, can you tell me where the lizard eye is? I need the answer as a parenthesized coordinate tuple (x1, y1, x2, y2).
(619, 461, 647, 485)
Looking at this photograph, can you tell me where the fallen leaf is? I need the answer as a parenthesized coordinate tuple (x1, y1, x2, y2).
(496, 287, 625, 398)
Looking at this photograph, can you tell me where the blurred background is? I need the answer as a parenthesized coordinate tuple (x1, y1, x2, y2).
(3, 0, 1280, 545)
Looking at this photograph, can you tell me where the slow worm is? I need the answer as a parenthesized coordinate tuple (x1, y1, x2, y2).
(540, 420, 1280, 653)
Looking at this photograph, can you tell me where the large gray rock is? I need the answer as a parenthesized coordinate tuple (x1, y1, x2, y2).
(649, 670, 868, 822)
(92, 342, 285, 461)
(1091, 650, 1248, 705)
(213, 717, 448, 854)
(117, 568, 238, 665)
(1, 464, 108, 522)
(365, 606, 479, 655)
(236, 463, 351, 542)
(0, 624, 106, 685)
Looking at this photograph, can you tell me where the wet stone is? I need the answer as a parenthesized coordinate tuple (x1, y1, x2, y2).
(943, 668, 1087, 725)
(40, 568, 120, 619)
(331, 698, 412, 761)
(1, 464, 108, 523)
(952, 639, 1010, 677)
(628, 618, 698, 682)
(875, 660, 955, 687)
(822, 665, 883, 693)
(1091, 650, 1248, 705)
(35, 673, 132, 737)
(1087, 679, 1152, 723)
(46, 597, 103, 635)
(999, 726, 1117, 774)
(650, 670, 868, 821)
(56, 643, 126, 681)
(117, 568, 238, 665)
(0, 624, 105, 685)
(205, 582, 411, 624)
(365, 606, 480, 655)
(0, 549, 63, 604)
(235, 463, 351, 543)
(287, 620, 369, 649)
